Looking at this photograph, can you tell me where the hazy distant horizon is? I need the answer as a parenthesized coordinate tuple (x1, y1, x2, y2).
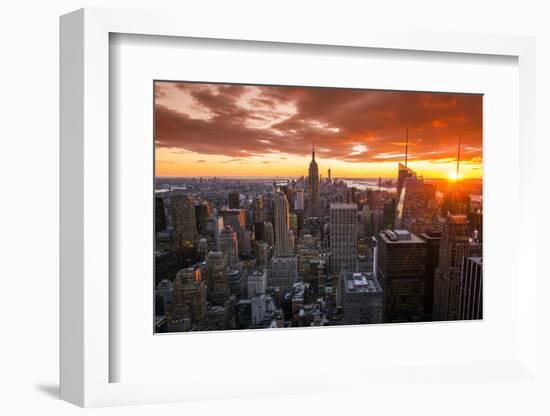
(155, 175, 483, 182)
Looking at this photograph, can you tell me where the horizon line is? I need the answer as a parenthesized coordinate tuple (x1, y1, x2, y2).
(155, 175, 483, 180)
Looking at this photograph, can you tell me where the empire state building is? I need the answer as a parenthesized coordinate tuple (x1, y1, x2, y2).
(307, 144, 320, 217)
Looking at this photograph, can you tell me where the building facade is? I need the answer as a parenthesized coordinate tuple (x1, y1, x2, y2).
(419, 231, 441, 320)
(457, 256, 483, 320)
(376, 229, 427, 323)
(172, 196, 198, 249)
(248, 269, 267, 298)
(274, 191, 292, 256)
(269, 255, 298, 293)
(173, 266, 207, 324)
(219, 225, 239, 267)
(341, 272, 383, 324)
(432, 214, 480, 321)
(206, 251, 229, 305)
(329, 203, 358, 275)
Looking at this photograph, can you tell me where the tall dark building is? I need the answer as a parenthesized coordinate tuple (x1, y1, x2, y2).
(340, 272, 383, 324)
(155, 197, 167, 233)
(253, 196, 265, 222)
(458, 257, 483, 320)
(376, 229, 427, 323)
(228, 192, 240, 209)
(254, 221, 265, 242)
(383, 199, 396, 229)
(307, 145, 320, 217)
(194, 202, 212, 237)
(419, 231, 441, 320)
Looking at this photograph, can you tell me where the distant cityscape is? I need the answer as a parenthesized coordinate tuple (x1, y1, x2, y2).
(154, 82, 483, 333)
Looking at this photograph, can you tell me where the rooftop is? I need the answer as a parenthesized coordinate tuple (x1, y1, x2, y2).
(330, 203, 357, 210)
(343, 272, 382, 293)
(379, 229, 425, 244)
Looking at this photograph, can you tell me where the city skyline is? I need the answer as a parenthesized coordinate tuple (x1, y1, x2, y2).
(155, 82, 483, 179)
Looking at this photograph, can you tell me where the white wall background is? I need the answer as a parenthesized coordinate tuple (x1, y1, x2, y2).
(0, 0, 548, 415)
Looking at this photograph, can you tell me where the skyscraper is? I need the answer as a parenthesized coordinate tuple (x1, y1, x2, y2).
(432, 214, 480, 321)
(395, 155, 439, 235)
(264, 221, 274, 247)
(294, 190, 305, 237)
(219, 208, 246, 235)
(396, 128, 415, 199)
(253, 196, 265, 223)
(419, 231, 441, 320)
(206, 251, 229, 305)
(155, 197, 167, 233)
(329, 203, 358, 274)
(458, 256, 483, 320)
(395, 167, 421, 228)
(219, 208, 246, 251)
(294, 190, 304, 211)
(241, 229, 252, 256)
(172, 196, 198, 249)
(206, 216, 224, 251)
(194, 202, 212, 237)
(274, 191, 292, 256)
(307, 145, 320, 217)
(248, 269, 267, 298)
(268, 255, 298, 292)
(173, 266, 207, 324)
(270, 191, 298, 292)
(396, 163, 416, 203)
(256, 241, 270, 269)
(228, 192, 240, 209)
(218, 225, 239, 267)
(376, 229, 427, 323)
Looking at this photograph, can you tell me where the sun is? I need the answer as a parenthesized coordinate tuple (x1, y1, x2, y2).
(447, 171, 461, 181)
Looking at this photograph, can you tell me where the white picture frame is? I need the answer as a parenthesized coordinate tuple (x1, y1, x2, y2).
(60, 7, 538, 408)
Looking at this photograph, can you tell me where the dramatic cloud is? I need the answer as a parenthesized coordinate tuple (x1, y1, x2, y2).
(155, 81, 482, 164)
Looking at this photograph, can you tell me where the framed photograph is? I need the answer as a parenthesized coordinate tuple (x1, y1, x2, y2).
(60, 8, 538, 408)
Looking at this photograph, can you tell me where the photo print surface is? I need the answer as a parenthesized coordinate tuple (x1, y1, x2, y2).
(154, 81, 483, 333)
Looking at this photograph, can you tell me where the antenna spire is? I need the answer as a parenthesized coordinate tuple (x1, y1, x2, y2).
(312, 141, 315, 161)
(456, 136, 461, 178)
(405, 127, 409, 167)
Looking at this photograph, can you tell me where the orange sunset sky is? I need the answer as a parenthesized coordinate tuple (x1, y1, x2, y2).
(155, 82, 482, 179)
